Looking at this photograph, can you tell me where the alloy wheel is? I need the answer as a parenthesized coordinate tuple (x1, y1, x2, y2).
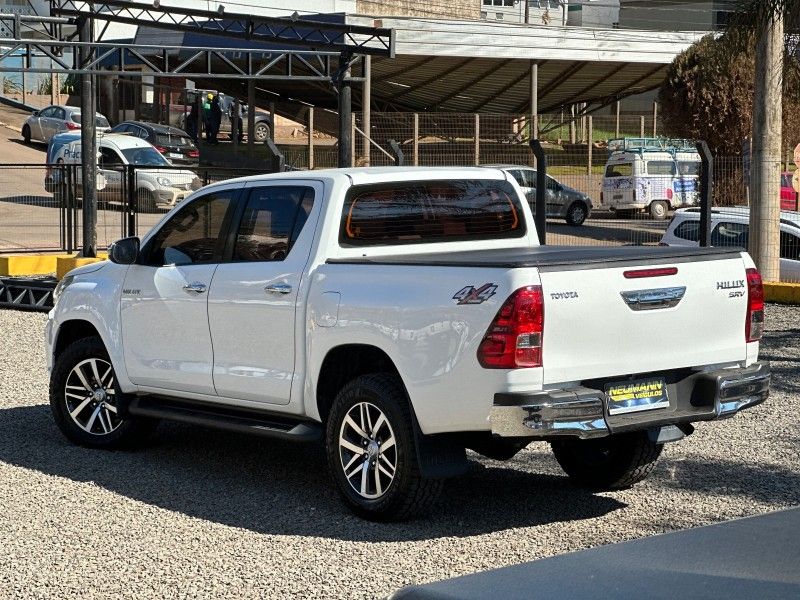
(64, 358, 122, 435)
(338, 401, 398, 499)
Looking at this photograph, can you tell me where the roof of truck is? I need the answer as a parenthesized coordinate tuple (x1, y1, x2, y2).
(201, 166, 510, 191)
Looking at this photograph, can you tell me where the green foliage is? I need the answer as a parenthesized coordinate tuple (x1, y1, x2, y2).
(658, 28, 800, 156)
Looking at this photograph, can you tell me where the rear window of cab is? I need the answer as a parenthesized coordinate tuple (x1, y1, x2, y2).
(340, 180, 526, 247)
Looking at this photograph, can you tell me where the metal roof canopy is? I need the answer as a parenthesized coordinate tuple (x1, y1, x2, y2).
(51, 0, 395, 58)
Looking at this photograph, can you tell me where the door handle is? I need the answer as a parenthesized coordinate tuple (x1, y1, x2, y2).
(265, 283, 292, 295)
(182, 282, 207, 294)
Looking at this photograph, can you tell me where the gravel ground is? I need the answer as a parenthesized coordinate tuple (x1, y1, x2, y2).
(0, 305, 798, 599)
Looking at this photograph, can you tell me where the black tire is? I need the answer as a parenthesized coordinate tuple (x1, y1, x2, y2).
(49, 336, 158, 449)
(325, 373, 443, 521)
(551, 431, 662, 491)
(565, 201, 589, 226)
(649, 200, 669, 220)
(22, 124, 31, 145)
(137, 189, 157, 213)
(254, 121, 270, 142)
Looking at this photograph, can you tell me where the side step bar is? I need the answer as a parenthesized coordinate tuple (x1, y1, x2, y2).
(127, 396, 322, 442)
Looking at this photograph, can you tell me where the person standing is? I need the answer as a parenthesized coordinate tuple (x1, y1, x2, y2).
(210, 95, 222, 145)
(202, 92, 213, 143)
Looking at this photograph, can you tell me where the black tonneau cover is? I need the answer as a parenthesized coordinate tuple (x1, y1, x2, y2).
(327, 245, 743, 272)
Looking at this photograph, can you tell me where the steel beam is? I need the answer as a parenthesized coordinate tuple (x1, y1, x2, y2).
(52, 0, 394, 57)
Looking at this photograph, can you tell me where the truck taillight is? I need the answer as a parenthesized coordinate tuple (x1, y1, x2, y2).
(746, 268, 764, 342)
(477, 286, 543, 369)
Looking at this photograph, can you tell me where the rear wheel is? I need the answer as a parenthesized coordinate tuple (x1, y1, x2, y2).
(325, 373, 442, 521)
(22, 124, 31, 144)
(49, 337, 158, 449)
(254, 121, 270, 142)
(551, 431, 663, 490)
(565, 201, 589, 226)
(649, 200, 669, 220)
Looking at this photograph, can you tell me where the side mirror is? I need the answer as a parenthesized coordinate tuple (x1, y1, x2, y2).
(32, 110, 39, 117)
(108, 236, 140, 265)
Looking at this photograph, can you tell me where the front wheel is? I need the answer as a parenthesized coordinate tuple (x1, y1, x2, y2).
(22, 124, 31, 144)
(325, 373, 442, 521)
(565, 201, 589, 226)
(49, 337, 158, 449)
(551, 431, 663, 490)
(137, 189, 157, 213)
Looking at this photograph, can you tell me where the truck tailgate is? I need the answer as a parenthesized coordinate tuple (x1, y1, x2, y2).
(539, 255, 748, 384)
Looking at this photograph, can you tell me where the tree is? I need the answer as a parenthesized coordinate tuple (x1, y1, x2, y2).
(658, 30, 800, 156)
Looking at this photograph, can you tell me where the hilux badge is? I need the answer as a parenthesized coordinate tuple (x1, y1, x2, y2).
(453, 283, 497, 305)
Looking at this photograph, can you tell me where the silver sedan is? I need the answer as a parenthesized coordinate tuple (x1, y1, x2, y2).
(22, 105, 110, 144)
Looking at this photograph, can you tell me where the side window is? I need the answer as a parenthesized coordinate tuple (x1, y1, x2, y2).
(99, 147, 123, 167)
(780, 231, 800, 261)
(647, 161, 676, 176)
(135, 126, 149, 139)
(233, 186, 315, 262)
(40, 107, 56, 118)
(508, 170, 526, 188)
(606, 163, 632, 177)
(711, 221, 749, 247)
(678, 161, 701, 176)
(144, 192, 233, 266)
(54, 108, 66, 120)
(672, 219, 700, 241)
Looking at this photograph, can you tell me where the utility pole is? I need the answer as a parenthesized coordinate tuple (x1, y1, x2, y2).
(524, 0, 529, 24)
(749, 7, 783, 282)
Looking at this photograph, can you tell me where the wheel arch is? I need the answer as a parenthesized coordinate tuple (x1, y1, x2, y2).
(53, 319, 103, 361)
(315, 344, 404, 424)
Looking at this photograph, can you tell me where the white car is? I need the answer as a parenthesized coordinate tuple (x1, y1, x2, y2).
(62, 133, 200, 211)
(661, 207, 800, 283)
(601, 138, 701, 220)
(23, 105, 110, 145)
(46, 167, 770, 521)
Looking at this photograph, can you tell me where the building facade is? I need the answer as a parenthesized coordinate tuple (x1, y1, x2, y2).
(618, 0, 737, 31)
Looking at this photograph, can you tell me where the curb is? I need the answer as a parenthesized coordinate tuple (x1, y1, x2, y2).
(0, 253, 107, 278)
(764, 282, 800, 305)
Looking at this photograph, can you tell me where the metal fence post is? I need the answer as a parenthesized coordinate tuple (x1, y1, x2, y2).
(265, 139, 286, 173)
(640, 115, 645, 139)
(474, 114, 480, 166)
(388, 139, 404, 165)
(126, 165, 137, 238)
(529, 139, 547, 245)
(696, 140, 713, 247)
(412, 113, 419, 166)
(587, 116, 593, 175)
(308, 106, 315, 170)
(65, 165, 74, 253)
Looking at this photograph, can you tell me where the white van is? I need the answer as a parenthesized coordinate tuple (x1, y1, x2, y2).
(601, 138, 701, 220)
(62, 133, 200, 212)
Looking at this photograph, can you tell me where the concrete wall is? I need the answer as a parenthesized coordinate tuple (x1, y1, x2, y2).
(359, 0, 479, 19)
(567, 1, 619, 27)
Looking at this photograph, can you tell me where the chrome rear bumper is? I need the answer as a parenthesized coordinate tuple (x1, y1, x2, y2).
(490, 361, 770, 439)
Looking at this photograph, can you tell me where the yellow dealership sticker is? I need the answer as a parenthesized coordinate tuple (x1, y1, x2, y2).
(605, 378, 669, 415)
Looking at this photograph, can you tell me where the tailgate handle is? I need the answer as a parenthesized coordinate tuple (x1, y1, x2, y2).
(621, 286, 686, 311)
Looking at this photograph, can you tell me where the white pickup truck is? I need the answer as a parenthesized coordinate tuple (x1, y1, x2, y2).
(46, 167, 770, 521)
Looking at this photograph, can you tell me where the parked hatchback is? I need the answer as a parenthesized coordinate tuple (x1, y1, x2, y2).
(22, 105, 110, 144)
(781, 172, 798, 211)
(486, 164, 593, 225)
(660, 206, 800, 282)
(109, 121, 199, 165)
(62, 133, 200, 212)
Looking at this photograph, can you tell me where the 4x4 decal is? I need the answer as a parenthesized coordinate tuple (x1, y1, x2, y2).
(453, 283, 498, 305)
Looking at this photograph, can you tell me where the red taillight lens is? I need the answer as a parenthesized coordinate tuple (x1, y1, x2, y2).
(188, 149, 199, 157)
(155, 145, 167, 153)
(477, 286, 544, 369)
(65, 122, 79, 130)
(746, 268, 764, 342)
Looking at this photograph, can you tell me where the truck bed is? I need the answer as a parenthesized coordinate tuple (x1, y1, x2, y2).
(328, 245, 742, 271)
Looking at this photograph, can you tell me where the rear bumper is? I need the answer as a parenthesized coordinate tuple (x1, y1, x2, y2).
(489, 361, 770, 439)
